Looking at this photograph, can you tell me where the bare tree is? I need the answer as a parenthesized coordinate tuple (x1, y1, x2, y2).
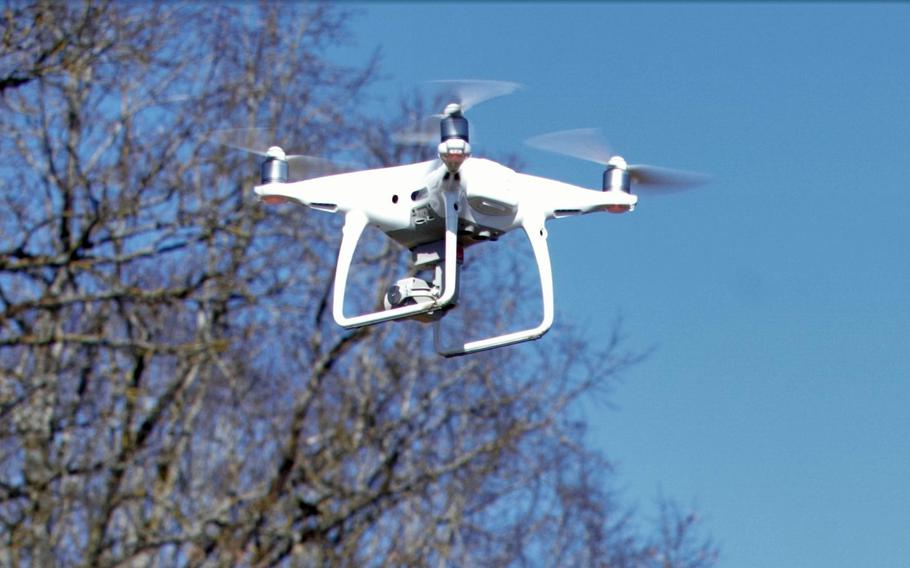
(0, 2, 717, 567)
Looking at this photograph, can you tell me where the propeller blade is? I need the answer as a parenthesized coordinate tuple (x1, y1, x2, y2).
(394, 80, 521, 147)
(628, 164, 711, 191)
(525, 128, 613, 165)
(527, 128, 710, 192)
(285, 155, 360, 180)
(430, 79, 522, 112)
(392, 115, 439, 146)
(206, 127, 287, 157)
(206, 127, 361, 180)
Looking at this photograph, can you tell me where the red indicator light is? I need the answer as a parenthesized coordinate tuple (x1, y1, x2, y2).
(606, 204, 631, 214)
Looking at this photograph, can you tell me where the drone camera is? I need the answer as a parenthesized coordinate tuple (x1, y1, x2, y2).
(384, 277, 435, 310)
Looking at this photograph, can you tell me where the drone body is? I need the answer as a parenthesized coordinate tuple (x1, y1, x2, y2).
(236, 83, 704, 356)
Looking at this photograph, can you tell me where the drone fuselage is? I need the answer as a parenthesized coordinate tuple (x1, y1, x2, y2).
(255, 157, 634, 247)
(253, 155, 636, 356)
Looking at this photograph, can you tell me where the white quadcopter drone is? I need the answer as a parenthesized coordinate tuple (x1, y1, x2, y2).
(225, 81, 707, 357)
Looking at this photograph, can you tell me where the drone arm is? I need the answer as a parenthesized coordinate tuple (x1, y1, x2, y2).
(332, 190, 460, 328)
(513, 173, 637, 218)
(257, 160, 439, 222)
(434, 212, 554, 357)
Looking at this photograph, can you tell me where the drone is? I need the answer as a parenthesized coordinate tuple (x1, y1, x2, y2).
(223, 81, 707, 356)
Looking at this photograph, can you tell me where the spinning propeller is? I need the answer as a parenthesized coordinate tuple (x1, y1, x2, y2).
(208, 127, 358, 187)
(525, 128, 710, 193)
(394, 80, 522, 146)
(432, 79, 523, 114)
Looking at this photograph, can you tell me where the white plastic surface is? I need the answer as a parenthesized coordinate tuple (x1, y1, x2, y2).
(433, 212, 554, 356)
(332, 191, 460, 328)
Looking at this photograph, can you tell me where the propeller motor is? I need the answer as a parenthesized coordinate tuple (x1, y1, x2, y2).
(602, 156, 633, 214)
(440, 103, 469, 141)
(260, 146, 289, 185)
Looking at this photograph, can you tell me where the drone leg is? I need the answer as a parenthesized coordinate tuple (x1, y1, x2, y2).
(434, 213, 554, 357)
(332, 191, 461, 328)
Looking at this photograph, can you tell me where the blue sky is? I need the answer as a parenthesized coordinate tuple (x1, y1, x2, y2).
(342, 4, 910, 567)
